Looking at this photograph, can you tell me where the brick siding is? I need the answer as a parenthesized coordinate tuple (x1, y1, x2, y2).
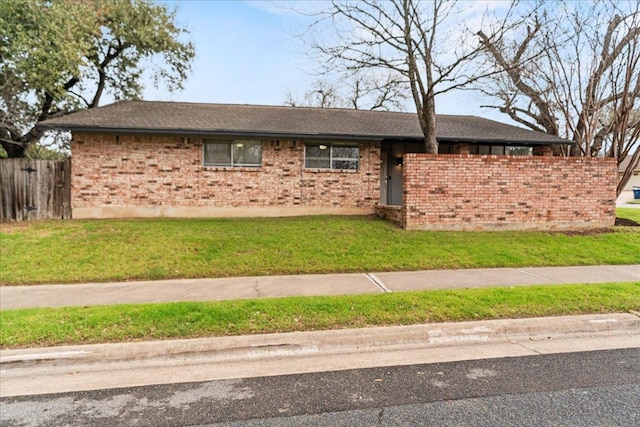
(402, 154, 617, 231)
(374, 205, 402, 226)
(71, 134, 380, 213)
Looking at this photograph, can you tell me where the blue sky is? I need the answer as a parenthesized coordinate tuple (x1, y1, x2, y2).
(143, 1, 506, 122)
(145, 1, 313, 105)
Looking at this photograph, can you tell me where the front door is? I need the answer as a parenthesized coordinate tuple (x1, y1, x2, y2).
(380, 152, 403, 206)
(380, 152, 389, 205)
(388, 154, 403, 206)
(381, 141, 425, 206)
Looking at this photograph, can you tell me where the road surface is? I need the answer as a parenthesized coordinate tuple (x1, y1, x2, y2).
(1, 348, 638, 426)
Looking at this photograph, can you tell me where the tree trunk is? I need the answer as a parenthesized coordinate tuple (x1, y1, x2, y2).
(422, 96, 438, 154)
(1, 140, 26, 158)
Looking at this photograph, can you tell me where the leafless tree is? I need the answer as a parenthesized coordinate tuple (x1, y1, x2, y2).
(301, 0, 523, 154)
(477, 0, 640, 195)
(285, 72, 408, 111)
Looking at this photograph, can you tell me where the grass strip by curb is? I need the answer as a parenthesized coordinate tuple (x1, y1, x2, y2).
(1, 282, 639, 349)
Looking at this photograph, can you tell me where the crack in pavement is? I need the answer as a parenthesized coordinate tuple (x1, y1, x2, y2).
(512, 268, 563, 284)
(503, 330, 544, 355)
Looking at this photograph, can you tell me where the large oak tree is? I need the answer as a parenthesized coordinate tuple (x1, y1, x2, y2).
(0, 0, 195, 158)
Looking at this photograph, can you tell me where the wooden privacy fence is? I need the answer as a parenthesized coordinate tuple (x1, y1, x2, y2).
(0, 159, 71, 222)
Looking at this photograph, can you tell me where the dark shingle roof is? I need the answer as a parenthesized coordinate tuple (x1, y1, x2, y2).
(40, 100, 571, 145)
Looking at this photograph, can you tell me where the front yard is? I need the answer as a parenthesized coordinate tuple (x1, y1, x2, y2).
(1, 208, 639, 285)
(1, 209, 638, 349)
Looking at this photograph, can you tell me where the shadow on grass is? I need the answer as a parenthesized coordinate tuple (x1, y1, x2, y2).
(615, 217, 640, 226)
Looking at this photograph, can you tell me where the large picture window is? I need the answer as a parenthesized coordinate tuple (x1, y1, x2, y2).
(305, 143, 359, 170)
(204, 140, 262, 167)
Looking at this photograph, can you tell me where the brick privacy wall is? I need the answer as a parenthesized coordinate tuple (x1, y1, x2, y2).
(374, 205, 402, 226)
(71, 134, 380, 210)
(403, 154, 617, 230)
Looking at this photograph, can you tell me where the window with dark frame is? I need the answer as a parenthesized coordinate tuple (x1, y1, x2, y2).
(203, 140, 262, 167)
(304, 143, 359, 170)
(469, 145, 533, 156)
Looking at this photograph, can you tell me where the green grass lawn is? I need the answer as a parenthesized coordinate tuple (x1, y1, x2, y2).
(1, 282, 638, 349)
(1, 213, 639, 285)
(617, 207, 640, 222)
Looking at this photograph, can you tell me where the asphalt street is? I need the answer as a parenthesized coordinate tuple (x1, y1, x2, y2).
(215, 384, 640, 427)
(1, 348, 638, 426)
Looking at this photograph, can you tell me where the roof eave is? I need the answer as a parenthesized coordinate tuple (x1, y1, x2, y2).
(38, 124, 574, 145)
(436, 136, 574, 146)
(37, 125, 388, 142)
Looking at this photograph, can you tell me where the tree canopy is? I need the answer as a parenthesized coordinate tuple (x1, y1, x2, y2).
(296, 0, 638, 194)
(0, 0, 195, 158)
(478, 0, 640, 194)
(298, 0, 524, 154)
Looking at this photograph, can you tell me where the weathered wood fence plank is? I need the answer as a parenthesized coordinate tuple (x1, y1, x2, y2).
(0, 159, 71, 222)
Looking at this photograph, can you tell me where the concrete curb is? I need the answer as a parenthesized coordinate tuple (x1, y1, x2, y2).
(2, 313, 638, 365)
(2, 313, 639, 397)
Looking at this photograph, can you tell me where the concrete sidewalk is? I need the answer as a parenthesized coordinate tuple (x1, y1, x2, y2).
(1, 264, 638, 310)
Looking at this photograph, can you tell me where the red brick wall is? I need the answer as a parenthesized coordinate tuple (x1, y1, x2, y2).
(71, 134, 380, 214)
(374, 205, 402, 226)
(402, 154, 617, 230)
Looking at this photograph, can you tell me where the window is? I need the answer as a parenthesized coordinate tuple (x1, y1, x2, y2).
(507, 146, 533, 156)
(438, 143, 452, 154)
(305, 143, 359, 170)
(204, 140, 262, 167)
(469, 145, 532, 156)
(491, 145, 505, 155)
(473, 145, 492, 155)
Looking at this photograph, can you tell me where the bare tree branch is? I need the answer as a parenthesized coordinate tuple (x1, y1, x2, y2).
(296, 0, 520, 154)
(477, 0, 640, 195)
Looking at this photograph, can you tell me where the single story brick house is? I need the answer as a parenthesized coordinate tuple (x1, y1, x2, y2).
(41, 101, 617, 230)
